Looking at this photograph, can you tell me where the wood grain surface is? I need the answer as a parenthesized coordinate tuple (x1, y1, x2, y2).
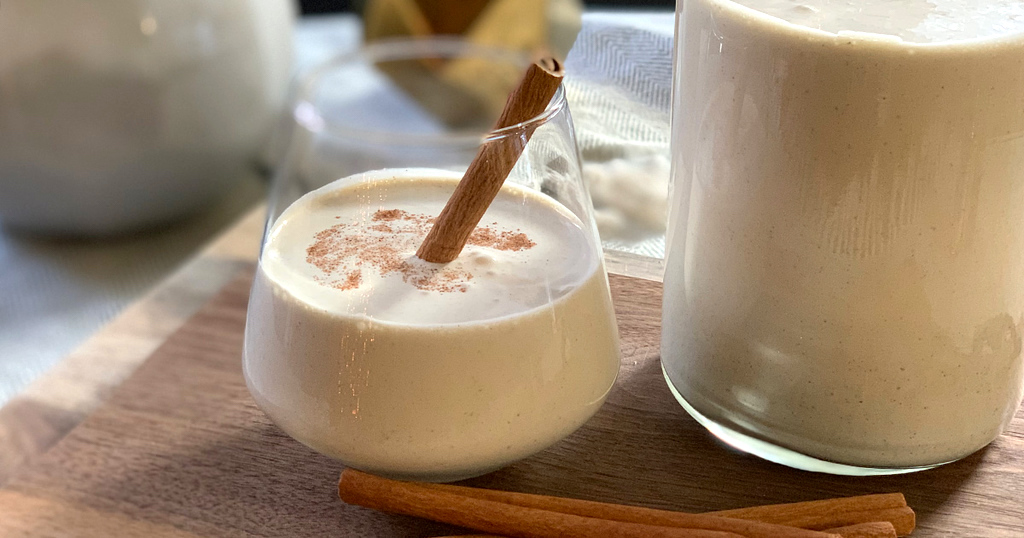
(1, 268, 1021, 537)
(0, 206, 266, 487)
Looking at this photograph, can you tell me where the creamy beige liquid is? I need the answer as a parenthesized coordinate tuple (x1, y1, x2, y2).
(244, 170, 620, 481)
(664, 0, 1024, 467)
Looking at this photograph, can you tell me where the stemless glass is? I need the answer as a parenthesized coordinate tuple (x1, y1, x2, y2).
(243, 39, 621, 482)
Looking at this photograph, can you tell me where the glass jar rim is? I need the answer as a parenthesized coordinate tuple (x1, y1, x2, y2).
(292, 37, 567, 147)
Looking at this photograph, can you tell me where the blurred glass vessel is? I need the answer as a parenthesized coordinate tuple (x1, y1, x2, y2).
(0, 0, 294, 234)
(243, 39, 621, 482)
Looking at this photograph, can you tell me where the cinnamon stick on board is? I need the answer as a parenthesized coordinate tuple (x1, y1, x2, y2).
(412, 479, 915, 536)
(821, 522, 898, 538)
(416, 57, 564, 263)
(710, 496, 914, 536)
(438, 523, 896, 538)
(433, 522, 898, 538)
(338, 469, 842, 538)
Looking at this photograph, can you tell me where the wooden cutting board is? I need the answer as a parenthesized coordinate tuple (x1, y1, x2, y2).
(1, 268, 1022, 537)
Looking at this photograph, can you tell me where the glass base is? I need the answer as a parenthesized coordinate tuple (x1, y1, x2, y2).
(661, 363, 949, 476)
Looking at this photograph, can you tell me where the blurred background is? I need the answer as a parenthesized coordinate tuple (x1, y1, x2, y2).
(0, 0, 673, 413)
(298, 0, 674, 13)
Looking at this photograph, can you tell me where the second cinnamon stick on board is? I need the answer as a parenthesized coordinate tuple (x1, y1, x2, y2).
(338, 469, 843, 538)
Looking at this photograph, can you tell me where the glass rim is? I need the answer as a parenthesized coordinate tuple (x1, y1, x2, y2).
(291, 37, 567, 147)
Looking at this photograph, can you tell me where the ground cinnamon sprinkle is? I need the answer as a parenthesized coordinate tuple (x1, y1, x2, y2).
(468, 228, 536, 251)
(373, 209, 405, 222)
(338, 270, 361, 291)
(306, 209, 534, 293)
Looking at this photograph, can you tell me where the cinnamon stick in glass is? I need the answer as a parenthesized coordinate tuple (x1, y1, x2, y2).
(416, 57, 564, 263)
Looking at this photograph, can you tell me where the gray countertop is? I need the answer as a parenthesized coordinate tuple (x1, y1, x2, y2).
(0, 166, 267, 407)
(0, 15, 364, 407)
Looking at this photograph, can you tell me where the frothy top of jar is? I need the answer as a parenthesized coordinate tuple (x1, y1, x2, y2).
(728, 0, 1024, 43)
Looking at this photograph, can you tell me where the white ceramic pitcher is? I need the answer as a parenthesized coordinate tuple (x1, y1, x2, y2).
(0, 0, 295, 234)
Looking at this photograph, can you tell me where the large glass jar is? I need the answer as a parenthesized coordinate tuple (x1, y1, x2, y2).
(663, 0, 1024, 474)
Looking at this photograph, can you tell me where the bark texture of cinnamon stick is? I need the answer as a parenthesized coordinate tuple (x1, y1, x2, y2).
(710, 495, 914, 536)
(416, 57, 564, 263)
(339, 470, 843, 538)
(415, 480, 913, 536)
(822, 522, 898, 538)
(436, 523, 896, 538)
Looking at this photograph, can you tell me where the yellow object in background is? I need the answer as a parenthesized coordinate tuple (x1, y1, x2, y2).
(364, 0, 581, 57)
(361, 0, 582, 127)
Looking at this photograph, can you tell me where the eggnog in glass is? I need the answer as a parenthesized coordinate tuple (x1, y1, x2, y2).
(243, 44, 619, 481)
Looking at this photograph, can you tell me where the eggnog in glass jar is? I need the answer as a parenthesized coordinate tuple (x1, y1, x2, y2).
(663, 0, 1024, 474)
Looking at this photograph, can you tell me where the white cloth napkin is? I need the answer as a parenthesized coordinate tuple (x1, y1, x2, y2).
(566, 11, 674, 258)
